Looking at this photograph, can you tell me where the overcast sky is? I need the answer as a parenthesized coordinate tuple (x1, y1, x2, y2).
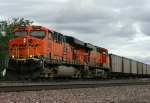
(1, 0, 150, 64)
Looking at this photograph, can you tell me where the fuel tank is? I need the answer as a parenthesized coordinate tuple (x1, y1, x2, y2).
(54, 66, 75, 77)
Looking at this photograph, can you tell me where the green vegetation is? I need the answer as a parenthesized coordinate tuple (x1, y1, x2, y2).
(0, 18, 33, 79)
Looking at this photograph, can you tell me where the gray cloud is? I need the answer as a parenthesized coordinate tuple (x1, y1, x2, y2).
(1, 0, 150, 64)
(140, 22, 150, 36)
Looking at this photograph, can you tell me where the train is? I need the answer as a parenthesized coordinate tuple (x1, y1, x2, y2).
(5, 25, 150, 79)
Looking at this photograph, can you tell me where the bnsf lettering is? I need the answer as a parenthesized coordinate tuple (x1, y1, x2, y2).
(35, 44, 40, 47)
(12, 44, 18, 47)
(12, 44, 40, 47)
(19, 44, 26, 47)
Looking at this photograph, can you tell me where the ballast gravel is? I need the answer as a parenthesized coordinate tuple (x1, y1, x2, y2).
(0, 84, 150, 103)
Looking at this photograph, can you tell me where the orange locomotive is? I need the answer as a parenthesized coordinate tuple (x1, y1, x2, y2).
(5, 25, 110, 79)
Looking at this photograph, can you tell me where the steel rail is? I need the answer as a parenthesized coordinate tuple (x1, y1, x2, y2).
(0, 82, 150, 92)
(0, 78, 149, 83)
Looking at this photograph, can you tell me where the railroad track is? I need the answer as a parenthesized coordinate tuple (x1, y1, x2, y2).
(0, 80, 31, 83)
(0, 81, 150, 92)
(0, 78, 149, 84)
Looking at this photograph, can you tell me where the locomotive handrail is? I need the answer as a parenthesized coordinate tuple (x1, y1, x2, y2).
(5, 54, 11, 68)
(5, 48, 16, 68)
(29, 46, 44, 69)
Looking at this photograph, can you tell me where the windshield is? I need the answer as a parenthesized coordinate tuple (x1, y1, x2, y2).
(30, 30, 46, 39)
(14, 31, 28, 37)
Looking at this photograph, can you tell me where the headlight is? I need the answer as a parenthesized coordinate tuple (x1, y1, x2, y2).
(12, 55, 15, 58)
(29, 55, 33, 58)
(19, 26, 25, 29)
(33, 26, 41, 29)
(23, 37, 26, 43)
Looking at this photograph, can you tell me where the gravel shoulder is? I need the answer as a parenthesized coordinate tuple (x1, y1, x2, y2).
(0, 84, 150, 103)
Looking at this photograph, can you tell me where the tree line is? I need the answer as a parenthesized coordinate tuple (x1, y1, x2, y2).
(0, 18, 33, 78)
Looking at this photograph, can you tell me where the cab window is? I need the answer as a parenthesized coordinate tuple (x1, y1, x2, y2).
(48, 31, 52, 39)
(30, 30, 46, 39)
(14, 31, 28, 37)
